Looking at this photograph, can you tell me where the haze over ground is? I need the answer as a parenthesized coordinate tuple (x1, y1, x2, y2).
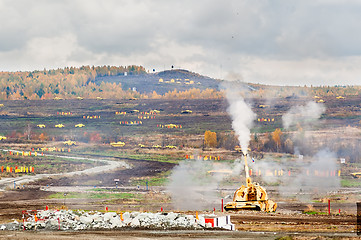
(1, 0, 361, 86)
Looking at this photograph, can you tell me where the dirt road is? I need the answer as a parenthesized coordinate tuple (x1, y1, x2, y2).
(0, 149, 130, 190)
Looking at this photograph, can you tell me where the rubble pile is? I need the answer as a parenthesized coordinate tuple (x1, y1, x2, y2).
(2, 210, 220, 231)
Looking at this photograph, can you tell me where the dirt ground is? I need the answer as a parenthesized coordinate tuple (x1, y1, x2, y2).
(0, 159, 358, 239)
(0, 169, 358, 239)
(1, 230, 360, 240)
(0, 158, 175, 222)
(34, 158, 175, 187)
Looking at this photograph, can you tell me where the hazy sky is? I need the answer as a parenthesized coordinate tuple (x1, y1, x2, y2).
(1, 0, 361, 86)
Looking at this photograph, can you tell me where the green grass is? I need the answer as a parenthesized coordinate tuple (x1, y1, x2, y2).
(0, 152, 103, 174)
(121, 153, 182, 163)
(79, 150, 182, 164)
(41, 156, 100, 165)
(87, 188, 131, 193)
(48, 192, 136, 199)
(303, 211, 328, 215)
(131, 170, 171, 186)
(1, 151, 103, 165)
(341, 178, 361, 187)
(349, 163, 361, 168)
(251, 125, 281, 133)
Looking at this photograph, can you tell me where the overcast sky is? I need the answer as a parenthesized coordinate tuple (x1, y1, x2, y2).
(1, 0, 361, 86)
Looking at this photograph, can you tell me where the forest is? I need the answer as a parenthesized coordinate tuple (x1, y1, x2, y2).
(0, 65, 360, 100)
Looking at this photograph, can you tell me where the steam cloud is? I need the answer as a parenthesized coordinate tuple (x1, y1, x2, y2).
(166, 158, 244, 210)
(281, 149, 340, 199)
(282, 101, 325, 129)
(279, 101, 340, 199)
(166, 83, 256, 210)
(225, 87, 256, 154)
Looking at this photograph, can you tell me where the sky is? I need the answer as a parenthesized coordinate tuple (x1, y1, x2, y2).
(0, 0, 361, 86)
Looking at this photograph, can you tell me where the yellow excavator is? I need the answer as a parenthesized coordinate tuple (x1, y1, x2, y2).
(224, 154, 277, 212)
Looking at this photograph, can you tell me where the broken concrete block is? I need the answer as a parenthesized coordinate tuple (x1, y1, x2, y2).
(130, 218, 140, 227)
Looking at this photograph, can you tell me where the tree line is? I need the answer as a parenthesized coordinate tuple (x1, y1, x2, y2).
(0, 65, 145, 100)
(248, 83, 361, 98)
(204, 128, 360, 163)
(0, 65, 223, 100)
(0, 65, 359, 100)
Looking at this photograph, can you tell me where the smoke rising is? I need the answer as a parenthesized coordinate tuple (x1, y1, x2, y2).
(277, 100, 340, 199)
(166, 157, 244, 210)
(282, 101, 325, 129)
(167, 82, 257, 210)
(280, 149, 340, 199)
(247, 148, 340, 200)
(225, 86, 256, 154)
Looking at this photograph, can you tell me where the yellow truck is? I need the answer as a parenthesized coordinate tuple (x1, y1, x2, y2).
(110, 141, 125, 147)
(165, 145, 177, 149)
(350, 172, 361, 178)
(63, 140, 76, 146)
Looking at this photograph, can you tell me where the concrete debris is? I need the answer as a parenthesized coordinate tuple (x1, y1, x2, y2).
(0, 210, 234, 231)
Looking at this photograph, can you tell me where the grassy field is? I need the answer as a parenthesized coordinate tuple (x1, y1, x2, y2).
(340, 178, 361, 187)
(0, 151, 104, 176)
(0, 97, 359, 195)
(131, 170, 172, 186)
(48, 191, 137, 200)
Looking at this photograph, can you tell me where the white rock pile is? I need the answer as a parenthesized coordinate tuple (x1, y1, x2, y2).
(1, 210, 215, 231)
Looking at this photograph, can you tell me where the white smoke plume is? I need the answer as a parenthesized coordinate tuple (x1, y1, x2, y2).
(251, 149, 340, 200)
(282, 101, 326, 129)
(166, 157, 244, 211)
(279, 149, 340, 199)
(225, 86, 256, 154)
(247, 156, 285, 185)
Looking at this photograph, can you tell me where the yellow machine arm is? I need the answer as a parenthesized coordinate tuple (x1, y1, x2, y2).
(244, 155, 252, 188)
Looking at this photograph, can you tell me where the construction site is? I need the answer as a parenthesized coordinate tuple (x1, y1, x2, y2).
(0, 93, 359, 240)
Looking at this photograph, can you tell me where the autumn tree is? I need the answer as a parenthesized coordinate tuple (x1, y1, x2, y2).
(0, 65, 146, 100)
(204, 130, 217, 148)
(272, 128, 282, 152)
(38, 132, 48, 141)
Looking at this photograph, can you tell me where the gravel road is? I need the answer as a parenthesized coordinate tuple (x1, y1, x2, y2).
(0, 149, 130, 190)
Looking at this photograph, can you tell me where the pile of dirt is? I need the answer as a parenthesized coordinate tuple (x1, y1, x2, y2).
(0, 187, 52, 201)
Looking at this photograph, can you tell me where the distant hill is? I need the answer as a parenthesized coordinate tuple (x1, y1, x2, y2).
(94, 69, 221, 94)
(0, 65, 359, 100)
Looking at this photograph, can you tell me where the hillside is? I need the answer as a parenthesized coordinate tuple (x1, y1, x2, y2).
(0, 65, 359, 100)
(94, 69, 221, 95)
